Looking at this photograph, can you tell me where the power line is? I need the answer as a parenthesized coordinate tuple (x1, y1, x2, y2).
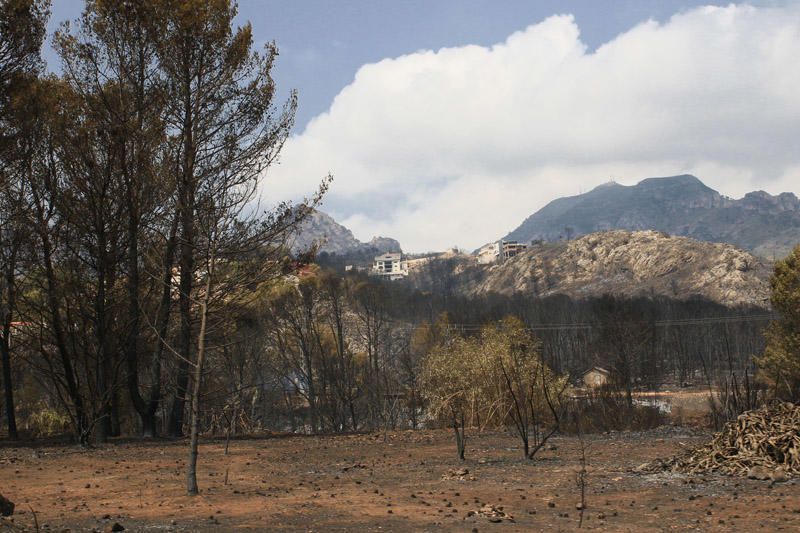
(384, 313, 778, 333)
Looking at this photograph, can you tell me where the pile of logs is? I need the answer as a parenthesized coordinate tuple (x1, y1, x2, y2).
(656, 401, 800, 477)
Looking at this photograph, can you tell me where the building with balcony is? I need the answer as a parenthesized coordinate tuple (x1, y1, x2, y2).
(371, 252, 408, 280)
(499, 240, 529, 260)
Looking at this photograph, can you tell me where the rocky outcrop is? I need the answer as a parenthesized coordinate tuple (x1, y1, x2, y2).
(504, 175, 800, 259)
(291, 210, 361, 255)
(454, 230, 771, 307)
(291, 209, 401, 256)
(367, 236, 402, 253)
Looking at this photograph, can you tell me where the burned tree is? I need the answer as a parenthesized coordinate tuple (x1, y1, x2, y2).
(421, 328, 476, 461)
(0, 0, 50, 441)
(479, 317, 568, 459)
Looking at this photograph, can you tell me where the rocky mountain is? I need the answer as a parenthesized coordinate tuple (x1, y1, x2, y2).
(504, 175, 800, 259)
(291, 209, 401, 256)
(423, 230, 771, 308)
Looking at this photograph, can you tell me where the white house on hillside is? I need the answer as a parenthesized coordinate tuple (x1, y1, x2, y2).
(371, 252, 408, 280)
(500, 240, 528, 260)
(476, 240, 529, 264)
(477, 242, 501, 264)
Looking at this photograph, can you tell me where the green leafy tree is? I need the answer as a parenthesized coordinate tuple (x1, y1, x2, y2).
(756, 245, 800, 400)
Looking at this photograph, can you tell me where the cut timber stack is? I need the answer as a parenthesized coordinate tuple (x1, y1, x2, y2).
(655, 401, 800, 478)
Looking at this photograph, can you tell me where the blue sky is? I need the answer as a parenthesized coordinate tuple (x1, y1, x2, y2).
(46, 1, 800, 251)
(46, 0, 782, 130)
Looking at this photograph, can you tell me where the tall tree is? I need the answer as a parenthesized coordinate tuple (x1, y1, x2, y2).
(139, 0, 325, 493)
(55, 0, 173, 438)
(53, 86, 128, 442)
(591, 295, 655, 406)
(21, 78, 102, 445)
(0, 0, 49, 440)
(146, 0, 301, 438)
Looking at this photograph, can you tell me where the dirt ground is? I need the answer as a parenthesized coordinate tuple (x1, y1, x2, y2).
(1, 427, 799, 532)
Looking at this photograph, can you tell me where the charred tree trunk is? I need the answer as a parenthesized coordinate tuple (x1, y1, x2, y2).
(1, 247, 19, 440)
(38, 213, 90, 445)
(94, 225, 111, 444)
(0, 324, 17, 440)
(452, 410, 466, 461)
(187, 259, 212, 495)
(124, 176, 148, 435)
(168, 76, 196, 438)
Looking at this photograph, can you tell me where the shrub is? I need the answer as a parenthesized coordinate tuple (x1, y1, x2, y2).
(26, 404, 72, 437)
(561, 386, 667, 433)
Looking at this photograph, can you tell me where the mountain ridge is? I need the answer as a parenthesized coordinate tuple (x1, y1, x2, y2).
(503, 175, 799, 258)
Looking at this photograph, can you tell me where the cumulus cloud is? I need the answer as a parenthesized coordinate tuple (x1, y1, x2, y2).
(261, 4, 800, 252)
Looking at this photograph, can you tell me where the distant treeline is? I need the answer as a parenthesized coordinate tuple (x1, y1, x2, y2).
(203, 268, 767, 436)
(377, 274, 766, 384)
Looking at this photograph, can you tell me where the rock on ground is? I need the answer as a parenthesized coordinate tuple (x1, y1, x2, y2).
(0, 492, 14, 516)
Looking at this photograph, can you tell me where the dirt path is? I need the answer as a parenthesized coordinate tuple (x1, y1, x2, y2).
(1, 428, 799, 531)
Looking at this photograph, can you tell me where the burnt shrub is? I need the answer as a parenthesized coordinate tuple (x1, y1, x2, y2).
(560, 386, 668, 434)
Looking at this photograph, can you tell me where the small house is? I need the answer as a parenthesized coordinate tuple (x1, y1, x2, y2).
(582, 366, 611, 388)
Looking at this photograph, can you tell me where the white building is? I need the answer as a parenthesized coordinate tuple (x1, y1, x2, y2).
(500, 240, 528, 260)
(476, 242, 501, 264)
(371, 252, 408, 280)
(476, 240, 529, 264)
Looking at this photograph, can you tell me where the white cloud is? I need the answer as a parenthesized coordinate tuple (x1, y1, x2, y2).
(262, 4, 800, 252)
